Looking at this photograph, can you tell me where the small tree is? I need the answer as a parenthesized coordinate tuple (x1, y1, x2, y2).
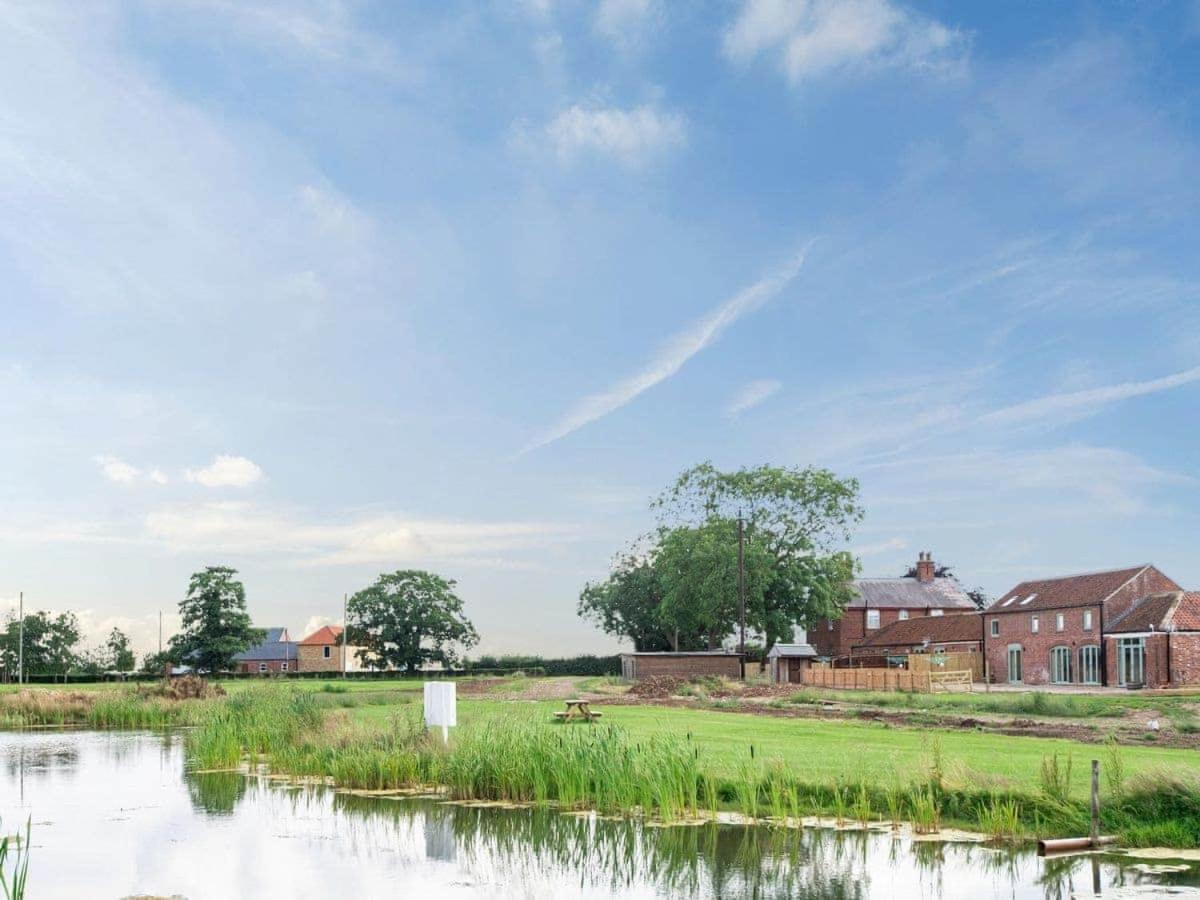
(347, 570, 479, 671)
(106, 627, 136, 671)
(172, 566, 262, 674)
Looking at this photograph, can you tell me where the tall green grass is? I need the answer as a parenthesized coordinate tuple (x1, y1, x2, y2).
(0, 818, 30, 900)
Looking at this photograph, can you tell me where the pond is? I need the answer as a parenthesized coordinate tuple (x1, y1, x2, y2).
(1, 730, 1198, 899)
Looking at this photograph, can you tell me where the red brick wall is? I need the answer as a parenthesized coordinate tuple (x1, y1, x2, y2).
(983, 605, 1101, 684)
(1170, 634, 1200, 686)
(1104, 633, 1170, 688)
(237, 659, 295, 674)
(1104, 568, 1181, 623)
(812, 608, 942, 658)
(628, 655, 742, 679)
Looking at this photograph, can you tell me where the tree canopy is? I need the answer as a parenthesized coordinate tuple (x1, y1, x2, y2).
(0, 610, 80, 679)
(170, 566, 262, 674)
(580, 462, 862, 655)
(347, 570, 479, 671)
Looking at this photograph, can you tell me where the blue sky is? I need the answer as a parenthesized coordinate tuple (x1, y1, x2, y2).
(2, 0, 1199, 658)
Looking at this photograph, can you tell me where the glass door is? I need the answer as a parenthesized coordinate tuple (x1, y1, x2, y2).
(1007, 645, 1023, 683)
(1118, 639, 1145, 686)
(1050, 647, 1072, 684)
(1078, 646, 1100, 685)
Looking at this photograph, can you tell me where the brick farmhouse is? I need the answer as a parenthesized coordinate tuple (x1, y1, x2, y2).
(810, 553, 976, 659)
(851, 612, 983, 658)
(1103, 591, 1200, 688)
(297, 624, 364, 673)
(982, 565, 1181, 686)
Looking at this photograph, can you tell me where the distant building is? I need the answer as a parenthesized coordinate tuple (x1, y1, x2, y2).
(619, 651, 742, 681)
(233, 628, 298, 674)
(810, 552, 976, 659)
(297, 625, 365, 673)
(766, 643, 817, 684)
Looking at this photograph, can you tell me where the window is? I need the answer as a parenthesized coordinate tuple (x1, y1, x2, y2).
(1055, 613, 1065, 632)
(1050, 646, 1073, 684)
(1001, 596, 1017, 607)
(866, 609, 880, 630)
(898, 610, 909, 621)
(1019, 593, 1038, 606)
(828, 619, 834, 631)
(930, 609, 944, 617)
(1007, 645, 1023, 683)
(1078, 646, 1100, 685)
(281, 662, 288, 672)
(990, 619, 1000, 637)
(258, 663, 268, 673)
(1030, 616, 1039, 634)
(1117, 638, 1146, 687)
(323, 646, 332, 659)
(1083, 610, 1093, 631)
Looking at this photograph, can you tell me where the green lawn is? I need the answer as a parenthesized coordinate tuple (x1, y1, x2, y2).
(351, 697, 1192, 801)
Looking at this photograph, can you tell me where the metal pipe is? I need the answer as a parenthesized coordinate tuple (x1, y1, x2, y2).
(1037, 836, 1116, 855)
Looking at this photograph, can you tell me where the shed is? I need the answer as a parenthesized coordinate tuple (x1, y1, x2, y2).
(619, 651, 742, 681)
(766, 643, 817, 684)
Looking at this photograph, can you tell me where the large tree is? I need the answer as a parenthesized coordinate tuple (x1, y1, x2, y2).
(0, 610, 81, 680)
(171, 566, 262, 674)
(347, 570, 479, 671)
(578, 553, 690, 652)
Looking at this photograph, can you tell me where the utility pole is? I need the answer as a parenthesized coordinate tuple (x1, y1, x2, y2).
(158, 610, 163, 656)
(342, 592, 348, 679)
(17, 591, 24, 685)
(737, 514, 746, 668)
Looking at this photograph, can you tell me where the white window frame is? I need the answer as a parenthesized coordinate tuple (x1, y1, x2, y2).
(1117, 637, 1146, 687)
(1083, 610, 1093, 631)
(990, 619, 999, 638)
(281, 661, 288, 672)
(1030, 615, 1039, 634)
(258, 662, 268, 673)
(1055, 613, 1065, 632)
(929, 609, 944, 617)
(898, 610, 909, 621)
(865, 609, 881, 630)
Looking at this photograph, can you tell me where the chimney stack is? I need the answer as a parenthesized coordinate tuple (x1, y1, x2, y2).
(916, 551, 936, 583)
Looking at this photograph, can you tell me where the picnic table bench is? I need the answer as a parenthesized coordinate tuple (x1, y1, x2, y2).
(553, 700, 603, 722)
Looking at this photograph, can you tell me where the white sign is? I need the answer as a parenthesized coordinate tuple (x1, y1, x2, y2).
(424, 682, 457, 742)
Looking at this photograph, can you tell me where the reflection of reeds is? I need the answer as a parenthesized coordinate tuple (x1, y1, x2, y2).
(0, 817, 30, 900)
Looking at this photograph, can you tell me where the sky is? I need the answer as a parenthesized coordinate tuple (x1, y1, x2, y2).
(1, 0, 1199, 660)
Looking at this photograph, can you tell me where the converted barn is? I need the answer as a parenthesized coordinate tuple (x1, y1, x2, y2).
(850, 613, 983, 658)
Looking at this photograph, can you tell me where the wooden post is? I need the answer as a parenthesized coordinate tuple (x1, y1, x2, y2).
(1090, 760, 1100, 846)
(984, 657, 990, 693)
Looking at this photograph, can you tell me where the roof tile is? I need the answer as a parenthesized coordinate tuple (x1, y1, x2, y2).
(986, 566, 1149, 614)
(853, 613, 982, 649)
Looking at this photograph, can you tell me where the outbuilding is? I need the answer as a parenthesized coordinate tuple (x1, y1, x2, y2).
(1103, 591, 1200, 688)
(766, 643, 817, 684)
(619, 651, 742, 681)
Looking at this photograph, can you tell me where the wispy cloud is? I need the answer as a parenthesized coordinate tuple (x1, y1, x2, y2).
(594, 0, 662, 45)
(723, 0, 967, 85)
(522, 245, 814, 453)
(94, 455, 169, 486)
(726, 378, 781, 417)
(979, 365, 1200, 428)
(185, 455, 265, 488)
(851, 536, 908, 557)
(539, 104, 686, 167)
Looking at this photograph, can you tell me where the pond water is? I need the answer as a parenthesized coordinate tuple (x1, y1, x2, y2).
(1, 730, 1198, 899)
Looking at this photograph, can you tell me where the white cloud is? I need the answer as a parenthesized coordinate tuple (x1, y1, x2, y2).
(95, 455, 142, 484)
(979, 365, 1200, 428)
(851, 536, 907, 557)
(595, 0, 661, 44)
(723, 0, 966, 85)
(148, 468, 170, 485)
(726, 378, 782, 417)
(185, 455, 265, 488)
(523, 244, 813, 452)
(542, 104, 686, 166)
(141, 501, 576, 567)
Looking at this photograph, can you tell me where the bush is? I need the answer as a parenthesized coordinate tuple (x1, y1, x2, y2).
(466, 655, 620, 677)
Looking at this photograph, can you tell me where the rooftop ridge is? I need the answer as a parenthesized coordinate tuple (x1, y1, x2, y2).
(1002, 563, 1150, 589)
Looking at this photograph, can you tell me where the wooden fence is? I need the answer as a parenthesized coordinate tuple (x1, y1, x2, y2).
(803, 666, 924, 692)
(928, 670, 972, 693)
(908, 651, 984, 681)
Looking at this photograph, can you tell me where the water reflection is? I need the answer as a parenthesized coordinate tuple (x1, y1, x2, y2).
(1, 730, 1198, 900)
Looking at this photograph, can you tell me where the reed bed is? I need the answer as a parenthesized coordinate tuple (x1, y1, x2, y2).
(0, 689, 204, 730)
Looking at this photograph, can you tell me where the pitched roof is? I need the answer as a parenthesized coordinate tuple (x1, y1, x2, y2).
(1107, 591, 1200, 634)
(767, 643, 817, 659)
(848, 576, 975, 610)
(985, 565, 1153, 614)
(298, 624, 343, 645)
(854, 613, 982, 649)
(232, 627, 297, 662)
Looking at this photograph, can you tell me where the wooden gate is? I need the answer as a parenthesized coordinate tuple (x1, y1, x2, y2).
(928, 670, 972, 693)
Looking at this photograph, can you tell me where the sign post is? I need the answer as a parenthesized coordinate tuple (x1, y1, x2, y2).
(423, 682, 457, 744)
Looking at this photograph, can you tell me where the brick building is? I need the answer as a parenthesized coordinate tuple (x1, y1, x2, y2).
(1103, 591, 1200, 688)
(982, 565, 1180, 686)
(297, 625, 364, 673)
(810, 552, 976, 659)
(851, 612, 982, 658)
(619, 651, 742, 680)
(232, 628, 297, 674)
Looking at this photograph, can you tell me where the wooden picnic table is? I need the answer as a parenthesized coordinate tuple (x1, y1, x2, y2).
(553, 699, 603, 722)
